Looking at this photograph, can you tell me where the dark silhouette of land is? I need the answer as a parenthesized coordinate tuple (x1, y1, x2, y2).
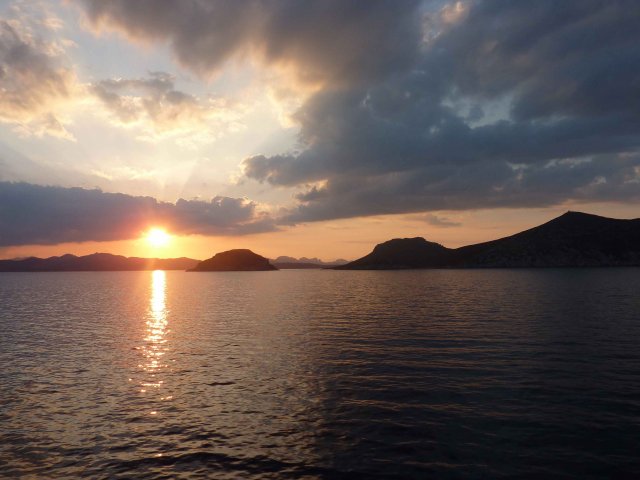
(2, 211, 638, 272)
(0, 253, 200, 272)
(189, 249, 278, 271)
(338, 211, 640, 269)
(272, 256, 349, 269)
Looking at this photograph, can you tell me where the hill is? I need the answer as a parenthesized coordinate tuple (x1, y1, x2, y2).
(0, 253, 200, 272)
(339, 237, 452, 269)
(337, 211, 640, 269)
(189, 249, 278, 271)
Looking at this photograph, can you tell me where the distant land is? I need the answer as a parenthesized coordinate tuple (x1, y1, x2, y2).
(189, 249, 278, 272)
(272, 256, 349, 269)
(2, 212, 638, 272)
(0, 253, 200, 272)
(338, 211, 640, 269)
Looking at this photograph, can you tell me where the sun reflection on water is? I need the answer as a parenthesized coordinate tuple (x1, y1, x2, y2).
(140, 270, 168, 391)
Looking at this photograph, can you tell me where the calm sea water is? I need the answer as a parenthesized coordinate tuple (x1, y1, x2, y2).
(1, 269, 639, 479)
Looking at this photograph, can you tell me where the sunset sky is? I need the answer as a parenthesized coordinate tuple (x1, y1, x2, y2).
(1, 0, 639, 261)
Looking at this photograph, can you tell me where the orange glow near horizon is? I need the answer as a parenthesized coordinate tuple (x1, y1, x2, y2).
(2, 203, 638, 262)
(145, 228, 171, 248)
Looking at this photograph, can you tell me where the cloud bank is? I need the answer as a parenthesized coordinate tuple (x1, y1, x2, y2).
(77, 0, 640, 222)
(0, 182, 276, 246)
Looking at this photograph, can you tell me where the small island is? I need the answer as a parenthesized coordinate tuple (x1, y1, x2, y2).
(188, 249, 278, 271)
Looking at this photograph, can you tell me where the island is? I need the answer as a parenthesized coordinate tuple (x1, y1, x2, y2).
(337, 211, 640, 269)
(188, 249, 278, 271)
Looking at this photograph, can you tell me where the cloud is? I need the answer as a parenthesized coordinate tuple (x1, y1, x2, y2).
(90, 72, 242, 143)
(79, 0, 422, 86)
(76, 1, 640, 221)
(424, 214, 461, 228)
(1, 5, 242, 145)
(0, 19, 78, 139)
(0, 182, 277, 246)
(280, 152, 640, 222)
(241, 1, 640, 220)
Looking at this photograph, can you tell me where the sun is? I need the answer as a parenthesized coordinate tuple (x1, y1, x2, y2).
(145, 228, 171, 247)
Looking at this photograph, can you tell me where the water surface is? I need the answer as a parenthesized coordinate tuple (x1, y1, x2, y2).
(1, 269, 639, 478)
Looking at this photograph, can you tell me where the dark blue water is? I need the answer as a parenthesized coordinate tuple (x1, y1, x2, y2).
(1, 269, 639, 479)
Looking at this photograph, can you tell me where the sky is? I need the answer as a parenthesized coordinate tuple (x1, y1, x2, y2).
(0, 0, 639, 261)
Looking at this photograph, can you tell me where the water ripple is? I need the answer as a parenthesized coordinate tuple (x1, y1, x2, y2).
(1, 269, 639, 478)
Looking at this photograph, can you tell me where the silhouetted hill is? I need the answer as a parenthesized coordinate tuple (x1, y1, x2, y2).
(339, 238, 452, 269)
(337, 212, 640, 269)
(0, 253, 200, 272)
(189, 249, 278, 271)
(272, 256, 349, 269)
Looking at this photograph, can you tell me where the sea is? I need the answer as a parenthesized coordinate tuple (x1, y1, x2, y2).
(0, 269, 639, 479)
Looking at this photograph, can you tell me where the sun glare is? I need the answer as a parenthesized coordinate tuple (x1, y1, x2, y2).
(145, 228, 171, 247)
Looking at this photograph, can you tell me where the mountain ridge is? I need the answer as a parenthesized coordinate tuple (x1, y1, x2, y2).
(2, 212, 637, 271)
(337, 211, 640, 269)
(0, 253, 200, 272)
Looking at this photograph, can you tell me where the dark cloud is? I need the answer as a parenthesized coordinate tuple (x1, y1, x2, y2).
(0, 182, 276, 246)
(441, 0, 640, 120)
(80, 0, 422, 85)
(78, 1, 640, 221)
(243, 0, 640, 220)
(282, 153, 640, 222)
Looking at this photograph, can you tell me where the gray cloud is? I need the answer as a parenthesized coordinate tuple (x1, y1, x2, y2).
(90, 71, 238, 140)
(243, 0, 640, 220)
(0, 19, 76, 138)
(0, 182, 276, 246)
(78, 1, 640, 221)
(283, 153, 640, 222)
(80, 0, 422, 85)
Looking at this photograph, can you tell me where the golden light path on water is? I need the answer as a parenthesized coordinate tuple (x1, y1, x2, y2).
(140, 270, 168, 404)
